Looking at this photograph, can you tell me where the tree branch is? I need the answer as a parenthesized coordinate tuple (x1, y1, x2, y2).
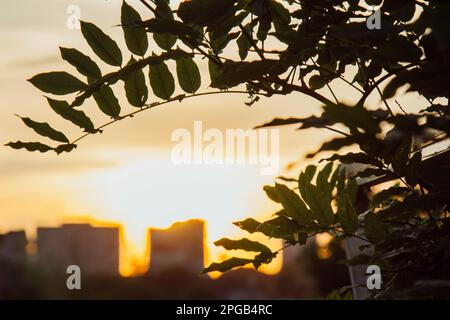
(70, 90, 270, 145)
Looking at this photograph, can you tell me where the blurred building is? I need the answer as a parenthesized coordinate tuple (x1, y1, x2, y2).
(149, 220, 204, 276)
(37, 224, 119, 276)
(0, 230, 27, 262)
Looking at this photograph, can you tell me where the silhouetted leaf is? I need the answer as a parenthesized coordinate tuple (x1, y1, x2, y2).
(405, 151, 422, 187)
(138, 18, 202, 42)
(55, 144, 77, 155)
(275, 183, 311, 225)
(29, 72, 87, 95)
(237, 33, 251, 60)
(60, 47, 102, 79)
(233, 216, 299, 240)
(149, 61, 175, 100)
(255, 118, 303, 128)
(201, 257, 252, 274)
(337, 193, 359, 234)
(5, 141, 53, 153)
(93, 85, 121, 118)
(47, 98, 96, 133)
(214, 238, 271, 253)
(298, 176, 334, 226)
(211, 60, 289, 89)
(324, 104, 380, 135)
(316, 162, 335, 197)
(176, 57, 201, 93)
(154, 33, 177, 51)
(364, 212, 388, 243)
(309, 74, 327, 90)
(324, 152, 383, 167)
(307, 136, 358, 158)
(178, 0, 237, 27)
(81, 21, 123, 66)
(263, 185, 279, 203)
(208, 59, 223, 85)
(371, 186, 410, 208)
(123, 57, 148, 107)
(121, 1, 148, 56)
(253, 251, 277, 269)
(18, 116, 69, 143)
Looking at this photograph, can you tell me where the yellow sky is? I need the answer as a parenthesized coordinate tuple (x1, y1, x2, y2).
(0, 0, 429, 276)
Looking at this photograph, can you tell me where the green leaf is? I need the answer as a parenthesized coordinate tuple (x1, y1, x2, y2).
(123, 57, 148, 107)
(355, 168, 389, 179)
(299, 177, 335, 226)
(155, 0, 173, 19)
(275, 183, 311, 225)
(263, 185, 279, 203)
(324, 104, 380, 135)
(5, 141, 53, 153)
(154, 33, 177, 51)
(337, 193, 359, 234)
(208, 59, 223, 85)
(176, 57, 201, 93)
(253, 251, 277, 269)
(371, 186, 410, 208)
(59, 47, 102, 79)
(138, 18, 202, 41)
(364, 212, 388, 243)
(178, 0, 236, 27)
(149, 61, 175, 100)
(254, 117, 304, 128)
(55, 144, 77, 155)
(210, 31, 240, 54)
(18, 116, 69, 143)
(208, 11, 247, 38)
(80, 21, 123, 67)
(309, 74, 327, 90)
(121, 1, 148, 56)
(298, 165, 316, 202)
(93, 85, 121, 118)
(405, 151, 422, 187)
(269, 0, 290, 24)
(316, 162, 334, 196)
(391, 136, 412, 174)
(233, 216, 299, 240)
(201, 257, 253, 274)
(28, 72, 87, 95)
(47, 98, 96, 133)
(303, 165, 317, 182)
(214, 238, 271, 254)
(237, 33, 251, 60)
(210, 60, 289, 89)
(152, 1, 177, 50)
(345, 178, 358, 204)
(324, 152, 383, 167)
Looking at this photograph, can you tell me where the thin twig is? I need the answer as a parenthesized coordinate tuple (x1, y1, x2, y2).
(70, 91, 269, 145)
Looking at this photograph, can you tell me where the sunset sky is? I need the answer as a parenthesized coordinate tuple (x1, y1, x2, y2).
(0, 0, 427, 276)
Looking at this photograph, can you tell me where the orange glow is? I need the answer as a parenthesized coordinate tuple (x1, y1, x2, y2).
(316, 233, 333, 260)
(54, 215, 282, 278)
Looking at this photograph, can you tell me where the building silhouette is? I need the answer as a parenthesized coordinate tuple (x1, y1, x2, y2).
(37, 224, 119, 276)
(0, 231, 27, 262)
(149, 219, 204, 276)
